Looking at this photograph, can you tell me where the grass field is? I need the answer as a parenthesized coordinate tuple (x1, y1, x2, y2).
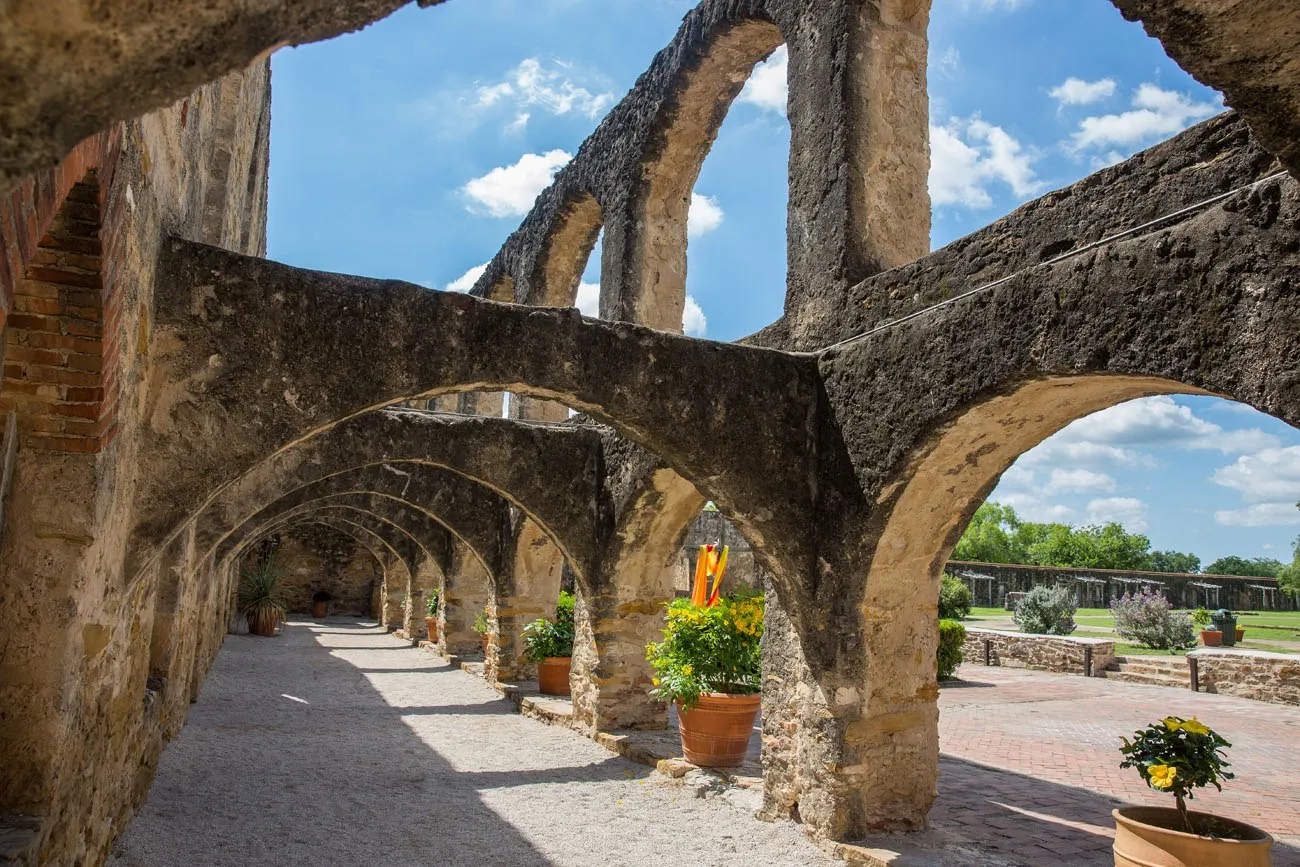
(965, 606, 1300, 656)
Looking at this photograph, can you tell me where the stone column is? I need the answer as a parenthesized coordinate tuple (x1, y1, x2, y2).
(490, 518, 565, 683)
(403, 555, 442, 641)
(441, 541, 492, 657)
(379, 555, 408, 630)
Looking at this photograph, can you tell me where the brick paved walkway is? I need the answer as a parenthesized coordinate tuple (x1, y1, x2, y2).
(934, 666, 1300, 866)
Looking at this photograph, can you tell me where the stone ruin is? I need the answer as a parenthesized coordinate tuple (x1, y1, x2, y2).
(0, 0, 1298, 863)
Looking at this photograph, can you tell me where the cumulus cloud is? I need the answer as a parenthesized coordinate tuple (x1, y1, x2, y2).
(993, 493, 1075, 525)
(1046, 469, 1116, 495)
(934, 46, 961, 80)
(575, 281, 600, 317)
(1215, 503, 1300, 528)
(475, 58, 615, 127)
(1062, 396, 1278, 454)
(1049, 77, 1116, 106)
(1211, 445, 1300, 504)
(445, 262, 488, 293)
(1020, 439, 1151, 470)
(738, 45, 788, 115)
(682, 295, 708, 337)
(463, 150, 572, 217)
(1086, 497, 1149, 532)
(929, 117, 1043, 208)
(1070, 83, 1219, 152)
(688, 193, 725, 238)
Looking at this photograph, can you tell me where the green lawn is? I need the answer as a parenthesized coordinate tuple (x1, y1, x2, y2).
(964, 606, 1300, 656)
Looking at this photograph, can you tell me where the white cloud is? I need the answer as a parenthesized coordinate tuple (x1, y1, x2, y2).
(504, 112, 530, 134)
(929, 117, 1043, 208)
(1049, 77, 1116, 106)
(445, 263, 488, 293)
(463, 150, 572, 217)
(1046, 469, 1116, 495)
(476, 58, 614, 120)
(575, 281, 600, 317)
(1070, 83, 1218, 152)
(1214, 503, 1300, 528)
(1063, 396, 1278, 454)
(738, 45, 788, 115)
(1020, 439, 1151, 470)
(688, 193, 725, 238)
(682, 295, 707, 336)
(1086, 497, 1149, 532)
(1211, 445, 1300, 504)
(993, 493, 1075, 525)
(934, 46, 961, 79)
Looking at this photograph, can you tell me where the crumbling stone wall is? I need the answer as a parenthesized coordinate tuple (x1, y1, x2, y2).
(265, 524, 382, 617)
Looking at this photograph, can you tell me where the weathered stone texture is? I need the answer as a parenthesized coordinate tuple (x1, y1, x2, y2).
(267, 524, 383, 616)
(1192, 649, 1300, 706)
(960, 628, 1116, 677)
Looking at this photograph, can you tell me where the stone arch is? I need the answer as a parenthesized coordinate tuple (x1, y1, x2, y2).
(619, 18, 785, 331)
(532, 190, 604, 309)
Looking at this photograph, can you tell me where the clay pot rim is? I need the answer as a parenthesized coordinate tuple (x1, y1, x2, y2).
(1113, 806, 1273, 844)
(539, 656, 571, 664)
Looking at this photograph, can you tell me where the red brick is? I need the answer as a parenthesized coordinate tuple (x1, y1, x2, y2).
(7, 313, 62, 333)
(64, 386, 103, 403)
(6, 346, 65, 366)
(50, 402, 100, 421)
(66, 354, 102, 373)
(26, 266, 99, 290)
(13, 295, 64, 315)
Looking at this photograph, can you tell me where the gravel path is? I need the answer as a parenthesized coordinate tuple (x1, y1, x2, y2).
(110, 619, 833, 867)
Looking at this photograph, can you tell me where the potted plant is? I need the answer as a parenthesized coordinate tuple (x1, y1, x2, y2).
(647, 544, 763, 768)
(310, 590, 331, 619)
(238, 556, 287, 637)
(1115, 716, 1272, 866)
(424, 591, 440, 643)
(522, 591, 576, 696)
(472, 608, 491, 657)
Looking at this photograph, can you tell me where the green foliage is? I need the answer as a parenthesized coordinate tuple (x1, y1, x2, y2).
(1192, 607, 1212, 627)
(425, 591, 440, 618)
(555, 590, 575, 627)
(1110, 590, 1196, 650)
(1147, 550, 1201, 574)
(522, 616, 574, 662)
(938, 576, 972, 620)
(237, 556, 288, 624)
(1275, 533, 1300, 595)
(646, 593, 763, 710)
(1204, 556, 1284, 578)
(937, 619, 965, 680)
(472, 608, 490, 634)
(952, 504, 1167, 571)
(1013, 584, 1077, 635)
(1120, 716, 1234, 834)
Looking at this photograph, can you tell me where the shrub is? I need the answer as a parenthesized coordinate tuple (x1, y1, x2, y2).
(425, 591, 440, 618)
(472, 609, 490, 635)
(1110, 590, 1196, 650)
(555, 590, 575, 627)
(1013, 584, 1077, 635)
(646, 592, 763, 709)
(1191, 606, 1211, 627)
(238, 556, 287, 632)
(937, 619, 966, 680)
(522, 616, 574, 662)
(938, 576, 973, 620)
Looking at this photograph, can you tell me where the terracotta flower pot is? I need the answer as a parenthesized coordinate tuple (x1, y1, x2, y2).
(1235, 628, 1245, 642)
(677, 693, 760, 768)
(537, 657, 572, 696)
(1201, 629, 1222, 647)
(311, 600, 327, 618)
(248, 609, 278, 637)
(481, 635, 491, 657)
(1113, 806, 1272, 867)
(425, 617, 439, 642)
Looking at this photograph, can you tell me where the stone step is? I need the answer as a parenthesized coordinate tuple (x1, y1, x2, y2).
(1098, 670, 1189, 689)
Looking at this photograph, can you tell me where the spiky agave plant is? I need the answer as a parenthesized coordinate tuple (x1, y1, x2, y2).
(238, 556, 288, 637)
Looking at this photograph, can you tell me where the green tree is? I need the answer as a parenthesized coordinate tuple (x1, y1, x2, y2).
(1203, 556, 1284, 578)
(952, 502, 1023, 563)
(1279, 536, 1300, 596)
(1026, 522, 1151, 570)
(1147, 550, 1201, 574)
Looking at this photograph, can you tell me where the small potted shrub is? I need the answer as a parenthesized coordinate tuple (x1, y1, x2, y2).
(238, 556, 287, 637)
(1192, 607, 1223, 646)
(310, 590, 331, 619)
(647, 544, 763, 768)
(522, 591, 576, 696)
(425, 591, 440, 643)
(1115, 716, 1272, 865)
(937, 619, 965, 680)
(472, 608, 491, 657)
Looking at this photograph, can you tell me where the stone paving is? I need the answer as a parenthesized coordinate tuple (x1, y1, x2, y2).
(934, 665, 1300, 866)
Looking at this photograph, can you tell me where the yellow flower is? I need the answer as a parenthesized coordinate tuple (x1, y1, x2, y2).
(1180, 718, 1211, 737)
(1148, 765, 1177, 790)
(652, 678, 660, 686)
(1162, 717, 1183, 732)
(681, 665, 693, 676)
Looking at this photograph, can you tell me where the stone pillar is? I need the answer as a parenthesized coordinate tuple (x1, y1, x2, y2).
(403, 555, 441, 641)
(490, 518, 565, 683)
(432, 393, 459, 413)
(441, 541, 492, 657)
(570, 581, 670, 733)
(379, 555, 408, 630)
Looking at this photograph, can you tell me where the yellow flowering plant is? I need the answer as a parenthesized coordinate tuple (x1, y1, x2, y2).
(645, 592, 764, 710)
(1119, 716, 1234, 834)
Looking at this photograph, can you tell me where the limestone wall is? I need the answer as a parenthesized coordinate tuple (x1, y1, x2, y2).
(266, 525, 382, 616)
(960, 627, 1116, 677)
(0, 61, 271, 867)
(1192, 649, 1300, 706)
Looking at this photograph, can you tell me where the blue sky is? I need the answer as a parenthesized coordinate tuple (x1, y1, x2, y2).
(266, 0, 1300, 566)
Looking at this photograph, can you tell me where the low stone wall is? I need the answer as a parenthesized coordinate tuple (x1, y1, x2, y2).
(1191, 648, 1300, 706)
(960, 627, 1115, 677)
